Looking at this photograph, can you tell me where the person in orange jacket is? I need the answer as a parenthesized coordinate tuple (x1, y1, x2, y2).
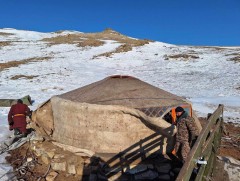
(8, 99, 31, 136)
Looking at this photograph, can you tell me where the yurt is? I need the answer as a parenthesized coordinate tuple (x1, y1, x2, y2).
(32, 75, 201, 155)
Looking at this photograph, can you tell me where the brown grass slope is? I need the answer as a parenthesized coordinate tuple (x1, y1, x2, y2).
(42, 28, 152, 57)
(0, 57, 51, 72)
(0, 32, 14, 36)
(0, 41, 11, 47)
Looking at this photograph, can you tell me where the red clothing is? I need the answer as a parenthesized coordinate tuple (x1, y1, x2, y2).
(8, 103, 30, 133)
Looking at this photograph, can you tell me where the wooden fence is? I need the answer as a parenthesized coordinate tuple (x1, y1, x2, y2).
(176, 104, 224, 181)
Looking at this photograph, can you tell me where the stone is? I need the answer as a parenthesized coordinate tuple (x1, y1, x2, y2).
(158, 174, 171, 180)
(46, 151, 55, 159)
(124, 164, 148, 174)
(66, 155, 81, 174)
(53, 154, 65, 159)
(27, 157, 33, 162)
(67, 164, 76, 174)
(217, 156, 240, 166)
(108, 172, 122, 181)
(155, 163, 172, 174)
(66, 173, 72, 177)
(134, 170, 158, 180)
(147, 164, 154, 169)
(109, 173, 129, 181)
(76, 164, 84, 175)
(41, 154, 50, 164)
(34, 147, 45, 157)
(97, 173, 108, 180)
(31, 134, 44, 142)
(67, 155, 79, 165)
(51, 161, 66, 172)
(46, 171, 58, 181)
(105, 166, 122, 173)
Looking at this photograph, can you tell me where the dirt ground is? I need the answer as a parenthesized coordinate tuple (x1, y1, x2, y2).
(199, 117, 240, 160)
(5, 143, 83, 181)
(211, 159, 230, 181)
(219, 122, 240, 160)
(5, 120, 240, 181)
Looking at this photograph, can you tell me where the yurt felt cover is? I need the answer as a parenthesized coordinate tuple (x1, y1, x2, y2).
(59, 75, 188, 110)
(33, 76, 194, 154)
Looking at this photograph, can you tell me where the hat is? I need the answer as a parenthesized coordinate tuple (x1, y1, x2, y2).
(175, 106, 184, 113)
(17, 99, 23, 104)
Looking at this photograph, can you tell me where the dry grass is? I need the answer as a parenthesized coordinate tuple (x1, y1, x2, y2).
(187, 50, 198, 53)
(77, 39, 104, 47)
(0, 41, 11, 47)
(10, 74, 38, 80)
(0, 57, 52, 71)
(113, 44, 133, 53)
(225, 52, 240, 63)
(41, 28, 138, 44)
(95, 39, 150, 58)
(164, 53, 199, 60)
(42, 33, 104, 47)
(193, 46, 228, 51)
(95, 44, 133, 58)
(0, 32, 14, 36)
(208, 47, 227, 51)
(55, 30, 67, 34)
(93, 29, 151, 58)
(229, 56, 240, 63)
(42, 28, 151, 57)
(42, 34, 84, 45)
(225, 53, 240, 56)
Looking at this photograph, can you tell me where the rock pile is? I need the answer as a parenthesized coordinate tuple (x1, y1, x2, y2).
(6, 133, 183, 181)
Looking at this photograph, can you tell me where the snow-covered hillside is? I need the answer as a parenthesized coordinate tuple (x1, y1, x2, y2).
(0, 28, 240, 179)
(0, 28, 240, 124)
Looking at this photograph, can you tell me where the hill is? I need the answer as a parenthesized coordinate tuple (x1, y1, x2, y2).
(0, 28, 239, 181)
(0, 28, 239, 122)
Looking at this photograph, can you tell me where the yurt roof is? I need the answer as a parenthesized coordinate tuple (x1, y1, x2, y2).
(58, 75, 189, 108)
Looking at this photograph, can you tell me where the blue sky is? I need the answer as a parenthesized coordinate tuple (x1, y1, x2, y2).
(0, 0, 239, 46)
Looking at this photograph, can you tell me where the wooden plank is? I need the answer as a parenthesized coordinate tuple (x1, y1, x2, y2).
(176, 104, 224, 181)
(202, 121, 221, 155)
(196, 119, 223, 180)
(194, 122, 220, 181)
(203, 150, 215, 180)
(196, 151, 214, 181)
(194, 148, 213, 181)
(203, 118, 223, 180)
